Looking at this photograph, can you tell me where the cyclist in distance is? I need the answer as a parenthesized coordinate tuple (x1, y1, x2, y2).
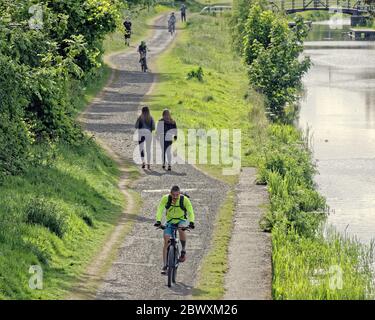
(138, 40, 148, 72)
(168, 12, 176, 35)
(154, 186, 195, 274)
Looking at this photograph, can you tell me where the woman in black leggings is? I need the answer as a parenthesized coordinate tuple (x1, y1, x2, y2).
(156, 109, 177, 171)
(135, 106, 155, 169)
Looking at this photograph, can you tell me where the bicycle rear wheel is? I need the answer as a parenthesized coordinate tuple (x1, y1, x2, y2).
(167, 247, 175, 287)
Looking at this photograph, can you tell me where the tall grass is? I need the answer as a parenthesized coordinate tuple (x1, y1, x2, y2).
(259, 124, 375, 299)
(273, 225, 375, 299)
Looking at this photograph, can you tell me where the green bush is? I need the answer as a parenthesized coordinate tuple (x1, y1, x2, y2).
(202, 95, 214, 102)
(187, 66, 204, 81)
(258, 124, 326, 234)
(25, 198, 68, 238)
(0, 0, 124, 177)
(0, 55, 32, 176)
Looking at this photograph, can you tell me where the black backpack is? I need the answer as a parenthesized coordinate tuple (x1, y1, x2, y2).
(165, 193, 190, 218)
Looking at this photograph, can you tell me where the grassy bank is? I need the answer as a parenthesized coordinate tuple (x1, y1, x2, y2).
(0, 5, 167, 300)
(273, 225, 375, 299)
(0, 141, 124, 299)
(257, 124, 375, 299)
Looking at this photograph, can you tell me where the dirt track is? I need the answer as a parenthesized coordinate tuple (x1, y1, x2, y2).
(80, 14, 229, 300)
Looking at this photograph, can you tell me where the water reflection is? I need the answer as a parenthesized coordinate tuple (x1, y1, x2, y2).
(306, 19, 352, 41)
(299, 20, 375, 243)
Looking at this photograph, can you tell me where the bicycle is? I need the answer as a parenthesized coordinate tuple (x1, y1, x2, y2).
(140, 57, 147, 72)
(157, 224, 191, 287)
(168, 22, 175, 36)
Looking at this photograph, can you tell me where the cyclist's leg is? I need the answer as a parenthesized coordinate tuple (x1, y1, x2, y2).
(163, 223, 173, 267)
(178, 220, 186, 251)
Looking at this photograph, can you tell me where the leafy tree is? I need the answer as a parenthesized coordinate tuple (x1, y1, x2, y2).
(247, 15, 311, 122)
(0, 0, 125, 175)
(242, 4, 274, 65)
(230, 0, 268, 53)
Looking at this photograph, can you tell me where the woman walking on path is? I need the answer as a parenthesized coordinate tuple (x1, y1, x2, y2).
(156, 109, 177, 171)
(135, 106, 155, 169)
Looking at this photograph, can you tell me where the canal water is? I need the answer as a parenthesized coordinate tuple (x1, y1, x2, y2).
(299, 18, 375, 244)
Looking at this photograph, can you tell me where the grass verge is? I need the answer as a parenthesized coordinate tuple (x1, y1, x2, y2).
(192, 191, 235, 299)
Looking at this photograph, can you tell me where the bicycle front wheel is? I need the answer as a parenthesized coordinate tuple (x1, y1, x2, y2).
(172, 247, 178, 283)
(167, 246, 175, 287)
(172, 265, 177, 283)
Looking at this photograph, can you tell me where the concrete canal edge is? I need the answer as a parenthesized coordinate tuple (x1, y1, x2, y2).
(224, 167, 272, 300)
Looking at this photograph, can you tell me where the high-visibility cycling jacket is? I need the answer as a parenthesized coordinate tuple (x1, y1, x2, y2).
(156, 194, 195, 224)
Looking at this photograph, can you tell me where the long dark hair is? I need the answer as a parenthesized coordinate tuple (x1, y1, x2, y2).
(139, 106, 152, 125)
(162, 109, 175, 124)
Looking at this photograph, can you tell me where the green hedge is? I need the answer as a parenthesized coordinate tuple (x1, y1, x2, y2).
(0, 0, 124, 176)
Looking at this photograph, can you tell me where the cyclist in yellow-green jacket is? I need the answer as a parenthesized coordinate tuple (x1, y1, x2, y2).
(154, 185, 195, 274)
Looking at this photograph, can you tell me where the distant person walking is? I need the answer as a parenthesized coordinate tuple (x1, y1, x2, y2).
(180, 4, 187, 22)
(123, 17, 132, 46)
(156, 109, 177, 171)
(135, 106, 155, 169)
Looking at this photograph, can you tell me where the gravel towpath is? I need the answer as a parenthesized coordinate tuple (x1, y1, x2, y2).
(80, 14, 229, 299)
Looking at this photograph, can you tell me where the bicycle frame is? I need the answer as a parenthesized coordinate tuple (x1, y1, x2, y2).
(167, 224, 180, 265)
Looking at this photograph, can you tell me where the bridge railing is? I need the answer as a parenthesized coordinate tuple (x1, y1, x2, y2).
(269, 0, 372, 12)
